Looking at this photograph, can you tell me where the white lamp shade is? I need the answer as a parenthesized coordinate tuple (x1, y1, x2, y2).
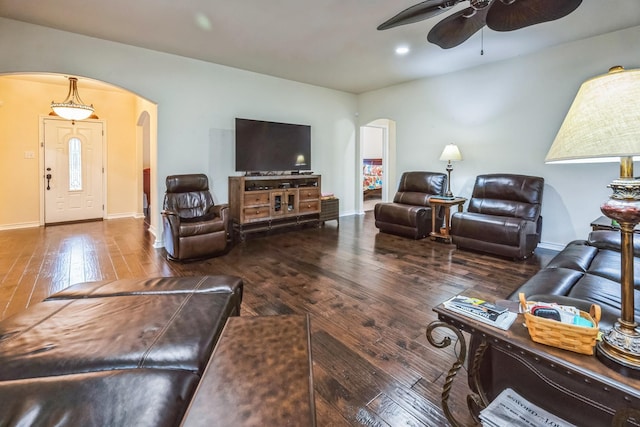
(51, 104, 94, 121)
(546, 66, 640, 164)
(439, 144, 462, 162)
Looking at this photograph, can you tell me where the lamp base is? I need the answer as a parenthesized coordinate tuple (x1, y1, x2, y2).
(597, 167, 640, 378)
(596, 323, 640, 379)
(445, 162, 454, 198)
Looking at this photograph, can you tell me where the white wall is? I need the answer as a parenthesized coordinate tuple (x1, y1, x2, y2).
(3, 16, 640, 249)
(0, 18, 357, 241)
(358, 25, 640, 248)
(362, 127, 383, 159)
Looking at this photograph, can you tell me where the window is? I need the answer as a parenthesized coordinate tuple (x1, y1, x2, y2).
(68, 137, 82, 191)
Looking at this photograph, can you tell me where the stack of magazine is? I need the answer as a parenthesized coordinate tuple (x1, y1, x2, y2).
(443, 295, 517, 330)
(480, 388, 576, 427)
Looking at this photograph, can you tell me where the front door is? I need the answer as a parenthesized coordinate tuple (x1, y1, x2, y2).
(43, 118, 104, 224)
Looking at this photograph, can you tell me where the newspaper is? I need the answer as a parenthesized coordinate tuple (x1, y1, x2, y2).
(480, 388, 577, 427)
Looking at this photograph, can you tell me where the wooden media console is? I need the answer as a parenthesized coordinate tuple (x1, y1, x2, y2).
(229, 175, 321, 240)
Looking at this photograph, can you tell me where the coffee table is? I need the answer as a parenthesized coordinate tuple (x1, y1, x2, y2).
(181, 314, 316, 426)
(427, 302, 640, 426)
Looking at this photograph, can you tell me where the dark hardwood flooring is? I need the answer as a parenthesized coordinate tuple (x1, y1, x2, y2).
(0, 213, 556, 426)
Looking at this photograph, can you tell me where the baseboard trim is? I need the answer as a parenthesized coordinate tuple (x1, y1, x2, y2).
(538, 241, 565, 252)
(105, 212, 139, 220)
(0, 221, 40, 231)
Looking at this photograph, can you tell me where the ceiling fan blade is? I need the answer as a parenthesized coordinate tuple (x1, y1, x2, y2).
(377, 0, 464, 30)
(486, 0, 582, 32)
(427, 7, 489, 49)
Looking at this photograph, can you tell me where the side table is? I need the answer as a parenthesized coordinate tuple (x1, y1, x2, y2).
(428, 196, 466, 243)
(591, 215, 640, 234)
(320, 197, 339, 226)
(426, 303, 640, 427)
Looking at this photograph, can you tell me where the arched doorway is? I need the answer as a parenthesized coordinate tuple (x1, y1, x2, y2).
(359, 118, 396, 213)
(138, 111, 151, 221)
(0, 73, 158, 233)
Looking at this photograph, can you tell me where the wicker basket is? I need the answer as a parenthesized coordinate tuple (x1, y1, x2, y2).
(518, 293, 601, 355)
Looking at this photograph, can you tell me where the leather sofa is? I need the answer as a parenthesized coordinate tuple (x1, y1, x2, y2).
(162, 174, 231, 261)
(508, 230, 640, 327)
(469, 230, 640, 425)
(0, 275, 243, 426)
(450, 174, 544, 259)
(374, 171, 447, 239)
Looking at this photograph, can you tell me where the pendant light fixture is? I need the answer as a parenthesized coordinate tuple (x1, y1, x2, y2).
(51, 77, 95, 121)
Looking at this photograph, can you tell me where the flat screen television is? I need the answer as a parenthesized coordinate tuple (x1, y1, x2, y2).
(235, 118, 311, 173)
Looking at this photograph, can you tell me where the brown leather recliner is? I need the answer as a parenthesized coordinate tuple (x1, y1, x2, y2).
(374, 171, 447, 239)
(161, 174, 231, 261)
(450, 173, 544, 259)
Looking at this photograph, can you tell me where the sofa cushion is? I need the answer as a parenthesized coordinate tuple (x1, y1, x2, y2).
(0, 292, 235, 381)
(0, 369, 198, 427)
(164, 174, 215, 219)
(395, 171, 446, 200)
(374, 203, 429, 227)
(585, 248, 640, 289)
(179, 218, 226, 236)
(588, 229, 640, 257)
(544, 240, 597, 272)
(566, 273, 640, 324)
(508, 267, 585, 299)
(450, 212, 535, 246)
(393, 191, 431, 206)
(467, 174, 543, 221)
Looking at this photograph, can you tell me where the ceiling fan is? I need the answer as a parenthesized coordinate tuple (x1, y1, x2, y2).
(377, 0, 583, 49)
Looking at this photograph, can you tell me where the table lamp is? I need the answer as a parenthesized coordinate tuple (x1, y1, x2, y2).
(294, 154, 307, 174)
(439, 144, 463, 198)
(546, 66, 640, 377)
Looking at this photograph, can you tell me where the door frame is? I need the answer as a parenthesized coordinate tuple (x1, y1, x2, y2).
(359, 119, 395, 214)
(38, 115, 108, 225)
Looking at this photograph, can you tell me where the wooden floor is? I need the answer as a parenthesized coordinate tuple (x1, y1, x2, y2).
(0, 213, 556, 426)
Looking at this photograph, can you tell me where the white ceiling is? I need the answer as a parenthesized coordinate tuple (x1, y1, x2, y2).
(1, 0, 640, 94)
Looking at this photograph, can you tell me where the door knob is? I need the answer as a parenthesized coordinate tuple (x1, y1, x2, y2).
(46, 173, 52, 190)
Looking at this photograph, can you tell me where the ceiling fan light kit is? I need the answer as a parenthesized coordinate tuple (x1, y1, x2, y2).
(378, 0, 583, 49)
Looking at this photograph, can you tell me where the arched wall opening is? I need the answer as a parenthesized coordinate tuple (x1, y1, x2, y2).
(0, 72, 158, 233)
(358, 118, 396, 214)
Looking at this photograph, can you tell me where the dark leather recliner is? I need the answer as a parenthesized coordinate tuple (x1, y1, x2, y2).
(162, 174, 231, 261)
(374, 171, 447, 239)
(450, 173, 544, 259)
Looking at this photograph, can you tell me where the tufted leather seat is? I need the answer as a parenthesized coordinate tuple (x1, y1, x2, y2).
(374, 171, 447, 239)
(162, 174, 231, 261)
(450, 173, 544, 259)
(0, 275, 243, 427)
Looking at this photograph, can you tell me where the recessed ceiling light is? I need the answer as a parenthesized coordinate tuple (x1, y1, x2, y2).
(195, 12, 212, 31)
(395, 46, 410, 55)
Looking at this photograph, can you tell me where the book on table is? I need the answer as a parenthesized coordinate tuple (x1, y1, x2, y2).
(443, 295, 517, 330)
